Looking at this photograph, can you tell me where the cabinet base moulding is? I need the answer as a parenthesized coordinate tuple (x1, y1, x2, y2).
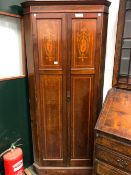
(33, 163, 92, 175)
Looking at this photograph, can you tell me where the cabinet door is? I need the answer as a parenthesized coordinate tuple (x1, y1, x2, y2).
(33, 13, 67, 166)
(67, 13, 101, 167)
(113, 0, 131, 89)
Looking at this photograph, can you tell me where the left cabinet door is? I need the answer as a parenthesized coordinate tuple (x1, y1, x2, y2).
(31, 13, 67, 167)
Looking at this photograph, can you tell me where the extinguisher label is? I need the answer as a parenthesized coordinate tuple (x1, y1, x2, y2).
(13, 160, 23, 172)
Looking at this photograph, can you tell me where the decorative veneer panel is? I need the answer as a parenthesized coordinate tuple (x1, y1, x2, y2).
(40, 75, 63, 159)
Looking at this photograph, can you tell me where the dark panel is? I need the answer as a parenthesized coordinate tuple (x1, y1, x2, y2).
(71, 76, 93, 159)
(40, 75, 63, 159)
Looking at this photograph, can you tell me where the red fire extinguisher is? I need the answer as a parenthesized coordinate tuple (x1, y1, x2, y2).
(0, 138, 24, 175)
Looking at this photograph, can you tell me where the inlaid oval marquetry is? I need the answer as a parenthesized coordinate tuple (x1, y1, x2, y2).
(79, 32, 88, 53)
(45, 34, 55, 62)
(46, 37, 53, 53)
(77, 30, 89, 62)
(72, 19, 96, 68)
(37, 19, 62, 68)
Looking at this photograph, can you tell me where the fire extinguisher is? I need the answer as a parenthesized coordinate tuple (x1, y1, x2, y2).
(0, 138, 24, 175)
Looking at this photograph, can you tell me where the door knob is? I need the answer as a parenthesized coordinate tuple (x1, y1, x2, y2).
(67, 91, 71, 102)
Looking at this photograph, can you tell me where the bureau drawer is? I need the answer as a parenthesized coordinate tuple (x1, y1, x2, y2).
(95, 133, 131, 157)
(95, 145, 131, 173)
(94, 159, 131, 175)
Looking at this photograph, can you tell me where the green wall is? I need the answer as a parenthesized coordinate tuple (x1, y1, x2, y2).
(0, 79, 33, 173)
(0, 0, 24, 15)
(0, 0, 33, 174)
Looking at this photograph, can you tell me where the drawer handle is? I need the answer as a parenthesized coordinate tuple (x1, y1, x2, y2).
(96, 133, 99, 137)
(117, 158, 128, 168)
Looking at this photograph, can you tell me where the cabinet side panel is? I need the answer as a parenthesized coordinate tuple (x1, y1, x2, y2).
(24, 14, 40, 163)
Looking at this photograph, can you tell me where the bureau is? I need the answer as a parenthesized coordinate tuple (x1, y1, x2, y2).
(93, 88, 131, 175)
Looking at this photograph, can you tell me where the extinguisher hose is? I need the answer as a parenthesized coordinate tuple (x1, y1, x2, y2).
(0, 148, 11, 158)
(0, 138, 22, 159)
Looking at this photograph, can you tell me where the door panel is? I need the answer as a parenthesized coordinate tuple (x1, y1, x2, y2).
(72, 18, 96, 68)
(37, 18, 62, 69)
(40, 75, 63, 159)
(71, 75, 93, 159)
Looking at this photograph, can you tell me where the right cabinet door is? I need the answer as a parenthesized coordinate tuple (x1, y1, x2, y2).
(68, 13, 102, 167)
(113, 0, 131, 89)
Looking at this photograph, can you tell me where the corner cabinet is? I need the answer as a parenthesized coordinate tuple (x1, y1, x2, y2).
(22, 1, 110, 174)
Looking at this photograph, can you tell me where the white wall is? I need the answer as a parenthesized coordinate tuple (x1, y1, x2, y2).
(0, 15, 24, 79)
(103, 0, 120, 100)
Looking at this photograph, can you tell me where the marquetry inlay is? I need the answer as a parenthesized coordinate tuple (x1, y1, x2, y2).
(72, 19, 96, 68)
(77, 29, 89, 62)
(43, 30, 56, 62)
(37, 19, 62, 68)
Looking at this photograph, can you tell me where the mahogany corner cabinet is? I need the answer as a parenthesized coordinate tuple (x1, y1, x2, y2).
(21, 0, 110, 174)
